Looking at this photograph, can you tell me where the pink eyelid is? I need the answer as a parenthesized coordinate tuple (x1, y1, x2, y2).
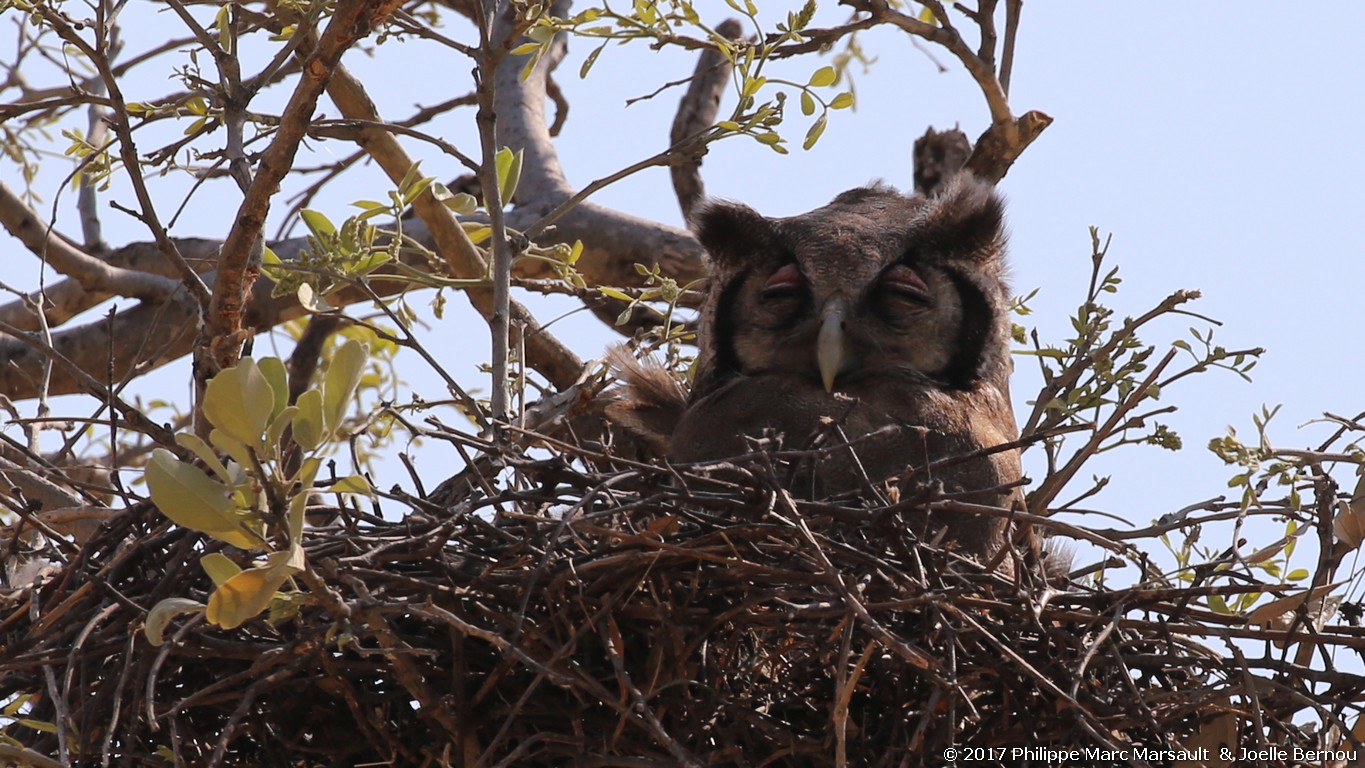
(881, 264, 929, 294)
(764, 263, 804, 290)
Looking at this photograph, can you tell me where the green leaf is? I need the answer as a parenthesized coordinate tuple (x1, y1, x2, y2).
(266, 405, 299, 460)
(297, 456, 322, 491)
(807, 66, 837, 88)
(203, 358, 275, 451)
(1207, 593, 1228, 614)
(494, 147, 524, 205)
(293, 389, 325, 451)
(215, 5, 231, 52)
(260, 245, 286, 285)
(463, 224, 492, 244)
(829, 92, 854, 110)
(299, 209, 335, 240)
(800, 90, 816, 116)
(431, 182, 477, 215)
(257, 357, 289, 423)
(174, 432, 231, 484)
(288, 493, 307, 543)
(144, 598, 206, 646)
(580, 43, 607, 78)
(803, 114, 828, 150)
(297, 283, 334, 313)
(397, 161, 424, 198)
(510, 42, 541, 55)
(599, 287, 633, 301)
(331, 475, 372, 495)
(146, 449, 257, 549)
(208, 429, 255, 480)
(324, 339, 369, 437)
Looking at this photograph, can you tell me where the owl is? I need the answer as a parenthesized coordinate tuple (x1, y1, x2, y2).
(611, 174, 1027, 568)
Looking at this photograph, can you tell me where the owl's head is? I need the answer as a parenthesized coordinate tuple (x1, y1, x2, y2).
(690, 174, 1012, 399)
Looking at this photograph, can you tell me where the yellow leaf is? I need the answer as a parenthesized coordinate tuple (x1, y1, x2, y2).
(807, 66, 836, 88)
(206, 549, 302, 630)
(200, 552, 242, 586)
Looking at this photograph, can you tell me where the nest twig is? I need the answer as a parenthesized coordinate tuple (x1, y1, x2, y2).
(2, 436, 1363, 766)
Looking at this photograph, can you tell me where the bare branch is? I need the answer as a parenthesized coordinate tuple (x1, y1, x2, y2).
(0, 181, 180, 304)
(846, 0, 1050, 182)
(28, 2, 211, 311)
(1000, 0, 1022, 96)
(669, 18, 742, 221)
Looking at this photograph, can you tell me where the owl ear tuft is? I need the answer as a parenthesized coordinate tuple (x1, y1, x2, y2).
(604, 346, 687, 456)
(918, 174, 1006, 263)
(691, 200, 774, 267)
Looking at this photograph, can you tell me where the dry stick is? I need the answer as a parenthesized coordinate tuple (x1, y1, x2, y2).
(0, 745, 62, 768)
(1028, 347, 1180, 515)
(1293, 465, 1344, 671)
(777, 490, 941, 675)
(945, 602, 1142, 760)
(98, 621, 141, 766)
(0, 319, 183, 454)
(974, 0, 999, 68)
(999, 0, 1022, 96)
(356, 606, 463, 742)
(833, 636, 876, 768)
(475, 4, 523, 424)
(27, 4, 211, 311)
(599, 617, 705, 768)
(206, 668, 298, 768)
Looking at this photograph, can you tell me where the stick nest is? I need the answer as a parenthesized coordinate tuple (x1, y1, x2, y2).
(2, 442, 1363, 767)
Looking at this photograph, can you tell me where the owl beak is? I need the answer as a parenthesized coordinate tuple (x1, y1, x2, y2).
(817, 302, 849, 392)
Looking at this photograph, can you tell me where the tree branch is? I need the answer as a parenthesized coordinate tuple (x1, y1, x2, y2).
(669, 18, 742, 221)
(0, 181, 180, 305)
(845, 0, 1050, 183)
(202, 0, 405, 392)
